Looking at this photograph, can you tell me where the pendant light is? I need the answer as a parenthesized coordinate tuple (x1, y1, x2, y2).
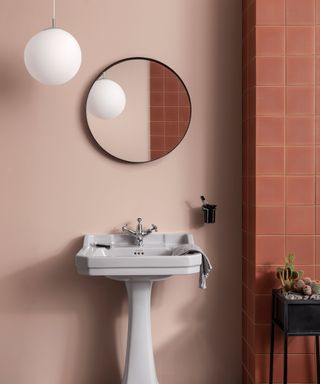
(24, 0, 82, 85)
(87, 75, 126, 120)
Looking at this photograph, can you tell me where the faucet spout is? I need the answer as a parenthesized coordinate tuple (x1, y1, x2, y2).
(122, 218, 158, 247)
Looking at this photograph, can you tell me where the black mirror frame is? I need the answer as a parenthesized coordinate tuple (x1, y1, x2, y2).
(85, 57, 192, 164)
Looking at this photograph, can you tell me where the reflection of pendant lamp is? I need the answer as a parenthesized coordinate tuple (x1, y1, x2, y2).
(24, 0, 82, 85)
(87, 77, 126, 120)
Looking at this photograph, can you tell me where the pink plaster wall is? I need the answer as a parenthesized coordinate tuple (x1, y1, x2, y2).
(0, 0, 242, 383)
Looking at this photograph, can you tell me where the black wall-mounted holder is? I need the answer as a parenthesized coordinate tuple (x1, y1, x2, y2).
(201, 196, 217, 224)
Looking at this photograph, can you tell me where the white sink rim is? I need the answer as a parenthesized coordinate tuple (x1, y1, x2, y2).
(75, 232, 202, 277)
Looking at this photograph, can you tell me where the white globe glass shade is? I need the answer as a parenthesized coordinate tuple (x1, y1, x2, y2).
(87, 79, 126, 119)
(24, 28, 82, 85)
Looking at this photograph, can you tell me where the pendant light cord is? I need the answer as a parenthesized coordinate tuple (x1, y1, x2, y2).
(52, 0, 56, 28)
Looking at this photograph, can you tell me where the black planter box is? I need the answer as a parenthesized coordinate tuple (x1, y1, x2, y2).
(273, 288, 320, 334)
(270, 289, 320, 383)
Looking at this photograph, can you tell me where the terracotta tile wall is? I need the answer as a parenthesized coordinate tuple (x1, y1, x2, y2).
(149, 62, 190, 160)
(243, 0, 257, 382)
(243, 0, 320, 383)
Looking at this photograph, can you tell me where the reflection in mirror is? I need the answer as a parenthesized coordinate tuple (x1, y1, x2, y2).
(87, 78, 126, 119)
(86, 58, 191, 163)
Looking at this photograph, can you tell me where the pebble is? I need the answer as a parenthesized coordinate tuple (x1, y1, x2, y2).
(283, 291, 320, 300)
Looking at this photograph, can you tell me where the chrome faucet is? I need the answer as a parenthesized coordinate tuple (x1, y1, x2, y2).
(122, 218, 158, 247)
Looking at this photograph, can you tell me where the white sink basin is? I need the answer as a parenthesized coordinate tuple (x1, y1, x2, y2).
(75, 232, 202, 384)
(76, 233, 201, 278)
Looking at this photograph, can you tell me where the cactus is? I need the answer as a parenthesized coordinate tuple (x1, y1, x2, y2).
(303, 284, 312, 295)
(311, 280, 320, 295)
(276, 254, 304, 291)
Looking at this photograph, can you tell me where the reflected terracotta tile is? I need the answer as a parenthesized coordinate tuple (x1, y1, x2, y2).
(164, 107, 179, 122)
(286, 117, 315, 145)
(286, 0, 315, 25)
(286, 236, 315, 265)
(165, 92, 179, 106)
(256, 235, 285, 265)
(165, 121, 179, 136)
(256, 87, 285, 116)
(164, 68, 176, 79)
(164, 77, 179, 92)
(150, 107, 164, 122)
(150, 77, 164, 92)
(180, 106, 191, 122)
(286, 147, 315, 174)
(150, 92, 164, 107)
(256, 0, 285, 25)
(165, 136, 181, 151)
(256, 177, 285, 206)
(287, 87, 315, 115)
(256, 207, 285, 235)
(256, 147, 284, 175)
(286, 206, 315, 235)
(286, 176, 315, 205)
(150, 150, 166, 160)
(256, 117, 284, 146)
(177, 80, 186, 93)
(150, 122, 165, 136)
(287, 56, 315, 85)
(287, 27, 315, 55)
(150, 136, 164, 150)
(150, 62, 164, 77)
(179, 92, 190, 107)
(179, 122, 189, 137)
(256, 27, 285, 56)
(256, 57, 285, 86)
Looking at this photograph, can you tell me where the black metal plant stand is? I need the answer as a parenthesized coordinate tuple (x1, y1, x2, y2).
(270, 289, 320, 383)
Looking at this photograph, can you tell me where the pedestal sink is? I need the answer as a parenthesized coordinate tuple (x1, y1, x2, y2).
(75, 233, 202, 384)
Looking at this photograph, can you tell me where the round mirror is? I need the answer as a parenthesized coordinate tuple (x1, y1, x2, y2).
(86, 58, 191, 163)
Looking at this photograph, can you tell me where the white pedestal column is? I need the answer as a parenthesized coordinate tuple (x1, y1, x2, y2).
(122, 280, 158, 384)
